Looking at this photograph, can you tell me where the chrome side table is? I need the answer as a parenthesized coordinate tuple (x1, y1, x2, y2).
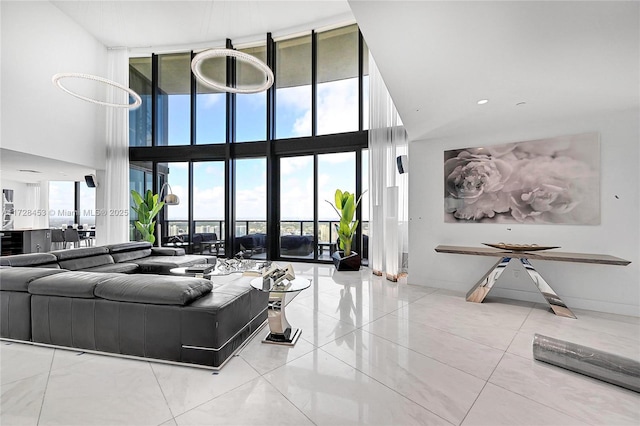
(250, 277, 311, 346)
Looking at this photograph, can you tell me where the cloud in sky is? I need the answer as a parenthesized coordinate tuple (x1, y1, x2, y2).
(280, 155, 312, 176)
(193, 185, 225, 220)
(236, 184, 266, 220)
(317, 79, 359, 135)
(197, 92, 224, 109)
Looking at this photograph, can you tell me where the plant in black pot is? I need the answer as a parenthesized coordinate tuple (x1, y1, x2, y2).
(131, 189, 164, 244)
(326, 189, 365, 271)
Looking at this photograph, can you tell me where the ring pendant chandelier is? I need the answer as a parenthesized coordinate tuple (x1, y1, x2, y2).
(52, 48, 273, 107)
(191, 48, 274, 94)
(52, 72, 142, 109)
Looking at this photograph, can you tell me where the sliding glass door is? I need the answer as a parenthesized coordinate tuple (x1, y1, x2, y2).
(193, 161, 225, 254)
(278, 152, 359, 261)
(279, 155, 314, 259)
(234, 158, 267, 258)
(318, 152, 356, 260)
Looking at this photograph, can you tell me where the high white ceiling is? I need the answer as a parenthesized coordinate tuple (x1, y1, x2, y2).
(5, 1, 638, 183)
(51, 0, 355, 50)
(349, 0, 639, 142)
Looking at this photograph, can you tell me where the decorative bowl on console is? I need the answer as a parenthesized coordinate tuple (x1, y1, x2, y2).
(483, 243, 560, 252)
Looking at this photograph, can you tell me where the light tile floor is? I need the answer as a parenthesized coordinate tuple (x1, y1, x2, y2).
(1, 263, 639, 425)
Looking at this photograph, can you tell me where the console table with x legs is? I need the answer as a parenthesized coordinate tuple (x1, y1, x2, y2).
(434, 245, 632, 319)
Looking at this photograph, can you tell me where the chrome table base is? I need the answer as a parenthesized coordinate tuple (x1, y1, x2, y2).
(466, 256, 577, 319)
(263, 292, 301, 346)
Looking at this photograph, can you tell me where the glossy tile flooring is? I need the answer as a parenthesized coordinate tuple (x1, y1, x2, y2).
(2, 263, 639, 425)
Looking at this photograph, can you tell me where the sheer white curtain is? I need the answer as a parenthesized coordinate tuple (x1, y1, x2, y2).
(368, 55, 409, 281)
(25, 183, 48, 228)
(95, 48, 130, 245)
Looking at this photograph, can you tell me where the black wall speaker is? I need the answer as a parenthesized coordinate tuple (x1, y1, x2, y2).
(396, 155, 408, 174)
(85, 174, 97, 188)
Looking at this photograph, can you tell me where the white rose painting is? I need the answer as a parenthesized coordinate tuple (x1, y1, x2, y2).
(444, 132, 600, 224)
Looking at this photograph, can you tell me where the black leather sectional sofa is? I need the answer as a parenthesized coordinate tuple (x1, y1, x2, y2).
(0, 242, 268, 368)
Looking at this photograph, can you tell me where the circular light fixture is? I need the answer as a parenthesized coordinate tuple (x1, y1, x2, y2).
(477, 99, 489, 105)
(191, 48, 274, 94)
(52, 73, 142, 109)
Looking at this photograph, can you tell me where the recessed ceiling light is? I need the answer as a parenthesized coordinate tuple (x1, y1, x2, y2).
(18, 169, 41, 173)
(516, 102, 526, 106)
(477, 99, 489, 105)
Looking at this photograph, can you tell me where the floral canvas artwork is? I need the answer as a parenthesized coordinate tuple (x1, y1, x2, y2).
(444, 133, 600, 224)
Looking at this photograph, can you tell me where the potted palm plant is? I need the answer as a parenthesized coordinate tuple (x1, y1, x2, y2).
(131, 189, 164, 244)
(326, 189, 365, 271)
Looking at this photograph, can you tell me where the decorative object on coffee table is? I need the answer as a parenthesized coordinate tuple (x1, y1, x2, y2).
(213, 258, 270, 276)
(185, 264, 215, 274)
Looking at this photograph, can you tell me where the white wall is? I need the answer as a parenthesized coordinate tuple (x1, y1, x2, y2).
(409, 108, 640, 317)
(1, 1, 107, 170)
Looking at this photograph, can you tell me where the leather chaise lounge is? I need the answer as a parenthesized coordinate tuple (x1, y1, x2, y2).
(0, 242, 268, 369)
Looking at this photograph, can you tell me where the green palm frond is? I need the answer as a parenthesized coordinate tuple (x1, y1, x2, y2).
(131, 189, 165, 244)
(326, 189, 367, 256)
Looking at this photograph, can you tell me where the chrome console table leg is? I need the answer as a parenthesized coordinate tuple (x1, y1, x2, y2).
(520, 258, 577, 319)
(466, 257, 511, 303)
(263, 292, 301, 346)
(466, 256, 577, 319)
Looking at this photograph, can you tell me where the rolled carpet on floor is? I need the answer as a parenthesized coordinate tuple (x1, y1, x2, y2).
(532, 334, 640, 393)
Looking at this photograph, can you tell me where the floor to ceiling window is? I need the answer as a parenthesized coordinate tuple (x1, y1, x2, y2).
(79, 184, 96, 228)
(129, 161, 153, 240)
(196, 52, 226, 145)
(235, 158, 266, 255)
(236, 45, 267, 143)
(275, 34, 312, 139)
(193, 161, 225, 241)
(316, 25, 359, 135)
(48, 181, 76, 227)
(129, 57, 152, 147)
(158, 162, 189, 240)
(129, 24, 368, 262)
(318, 152, 356, 254)
(279, 155, 314, 259)
(157, 53, 192, 146)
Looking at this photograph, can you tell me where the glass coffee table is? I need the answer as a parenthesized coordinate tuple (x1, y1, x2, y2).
(250, 277, 311, 346)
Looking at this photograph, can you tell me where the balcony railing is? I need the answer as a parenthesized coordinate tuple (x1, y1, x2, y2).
(144, 219, 369, 261)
